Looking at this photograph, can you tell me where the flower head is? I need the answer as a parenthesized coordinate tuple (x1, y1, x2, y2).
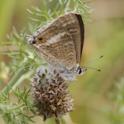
(31, 66, 73, 120)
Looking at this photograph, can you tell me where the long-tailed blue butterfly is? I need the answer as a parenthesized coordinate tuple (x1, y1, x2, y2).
(27, 13, 87, 80)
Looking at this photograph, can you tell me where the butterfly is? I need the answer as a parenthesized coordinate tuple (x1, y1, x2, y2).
(27, 13, 87, 80)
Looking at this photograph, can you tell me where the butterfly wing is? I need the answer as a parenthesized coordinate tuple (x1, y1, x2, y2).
(32, 25, 77, 70)
(52, 13, 84, 64)
(29, 13, 84, 69)
(74, 14, 84, 63)
(39, 31, 77, 69)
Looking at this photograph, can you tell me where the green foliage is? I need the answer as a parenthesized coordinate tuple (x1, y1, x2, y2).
(0, 89, 34, 124)
(27, 0, 90, 32)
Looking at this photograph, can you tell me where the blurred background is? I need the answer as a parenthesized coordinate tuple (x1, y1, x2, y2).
(0, 0, 124, 124)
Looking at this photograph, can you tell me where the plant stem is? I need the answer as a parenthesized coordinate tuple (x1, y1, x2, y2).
(62, 114, 75, 124)
(55, 117, 60, 124)
(1, 62, 28, 96)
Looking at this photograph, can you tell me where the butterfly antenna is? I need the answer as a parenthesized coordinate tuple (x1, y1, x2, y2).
(87, 55, 104, 65)
(83, 66, 101, 72)
(81, 55, 103, 72)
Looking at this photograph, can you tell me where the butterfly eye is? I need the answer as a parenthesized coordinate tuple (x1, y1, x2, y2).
(76, 66, 82, 74)
(32, 40, 36, 44)
(77, 67, 82, 74)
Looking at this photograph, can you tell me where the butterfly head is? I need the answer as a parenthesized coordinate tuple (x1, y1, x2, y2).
(27, 33, 45, 46)
(27, 35, 36, 44)
(75, 65, 87, 75)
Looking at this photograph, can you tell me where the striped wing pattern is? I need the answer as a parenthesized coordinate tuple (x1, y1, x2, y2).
(31, 13, 84, 70)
